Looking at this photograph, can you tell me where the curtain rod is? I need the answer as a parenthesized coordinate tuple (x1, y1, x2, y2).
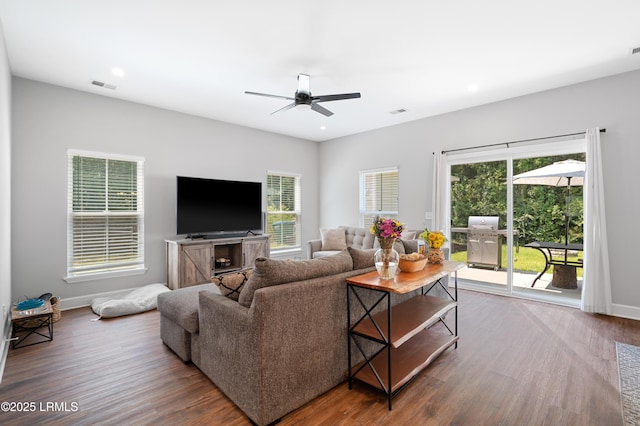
(440, 128, 606, 155)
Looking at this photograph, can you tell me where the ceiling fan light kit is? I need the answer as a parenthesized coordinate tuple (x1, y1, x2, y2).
(246, 73, 361, 117)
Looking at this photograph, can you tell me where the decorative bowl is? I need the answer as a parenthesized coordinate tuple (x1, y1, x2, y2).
(398, 254, 427, 272)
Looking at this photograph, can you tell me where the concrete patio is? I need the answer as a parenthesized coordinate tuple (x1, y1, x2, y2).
(455, 265, 583, 305)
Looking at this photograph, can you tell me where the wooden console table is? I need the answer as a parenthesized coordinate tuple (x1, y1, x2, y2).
(346, 260, 464, 410)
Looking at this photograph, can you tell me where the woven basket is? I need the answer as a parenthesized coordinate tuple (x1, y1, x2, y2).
(16, 296, 61, 328)
(50, 296, 61, 323)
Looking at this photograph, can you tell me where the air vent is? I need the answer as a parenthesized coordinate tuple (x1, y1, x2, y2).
(91, 80, 117, 90)
(390, 108, 407, 115)
(630, 46, 640, 55)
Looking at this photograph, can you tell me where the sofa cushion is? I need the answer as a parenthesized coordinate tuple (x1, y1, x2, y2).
(320, 228, 347, 251)
(211, 270, 252, 301)
(343, 226, 375, 250)
(312, 250, 342, 259)
(347, 247, 377, 270)
(238, 251, 353, 308)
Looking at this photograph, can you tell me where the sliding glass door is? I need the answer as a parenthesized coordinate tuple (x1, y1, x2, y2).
(445, 137, 586, 306)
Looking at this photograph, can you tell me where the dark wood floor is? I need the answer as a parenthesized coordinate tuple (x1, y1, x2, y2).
(2, 290, 639, 425)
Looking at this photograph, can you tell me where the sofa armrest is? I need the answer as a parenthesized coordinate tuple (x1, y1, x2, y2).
(307, 239, 322, 259)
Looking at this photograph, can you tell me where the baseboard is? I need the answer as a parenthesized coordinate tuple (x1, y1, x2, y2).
(59, 284, 166, 311)
(611, 303, 640, 321)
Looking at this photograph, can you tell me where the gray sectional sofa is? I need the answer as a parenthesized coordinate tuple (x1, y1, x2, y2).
(158, 228, 447, 425)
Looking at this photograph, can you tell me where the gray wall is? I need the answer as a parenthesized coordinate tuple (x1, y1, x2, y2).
(8, 66, 640, 316)
(319, 69, 640, 313)
(0, 20, 12, 360)
(11, 78, 319, 302)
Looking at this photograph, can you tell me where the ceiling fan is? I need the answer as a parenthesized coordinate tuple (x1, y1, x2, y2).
(245, 74, 361, 117)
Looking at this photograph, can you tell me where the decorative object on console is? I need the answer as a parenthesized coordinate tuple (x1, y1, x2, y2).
(370, 217, 404, 279)
(426, 248, 445, 264)
(398, 252, 428, 272)
(419, 227, 447, 264)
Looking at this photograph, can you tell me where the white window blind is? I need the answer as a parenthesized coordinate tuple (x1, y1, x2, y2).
(67, 150, 145, 280)
(266, 172, 301, 249)
(359, 167, 399, 226)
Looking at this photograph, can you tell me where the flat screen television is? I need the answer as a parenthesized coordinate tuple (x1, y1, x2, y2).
(176, 176, 262, 237)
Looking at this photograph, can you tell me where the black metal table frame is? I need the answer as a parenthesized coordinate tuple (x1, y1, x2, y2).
(11, 312, 54, 349)
(347, 274, 457, 410)
(525, 241, 584, 287)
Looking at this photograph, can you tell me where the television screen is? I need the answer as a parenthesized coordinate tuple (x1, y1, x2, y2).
(176, 176, 262, 236)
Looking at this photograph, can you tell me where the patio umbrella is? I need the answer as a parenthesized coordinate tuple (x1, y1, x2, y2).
(512, 159, 585, 245)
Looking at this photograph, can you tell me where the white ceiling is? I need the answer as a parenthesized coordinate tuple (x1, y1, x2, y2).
(1, 1, 640, 142)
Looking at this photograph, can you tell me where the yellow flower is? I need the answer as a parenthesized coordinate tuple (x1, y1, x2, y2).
(420, 228, 446, 249)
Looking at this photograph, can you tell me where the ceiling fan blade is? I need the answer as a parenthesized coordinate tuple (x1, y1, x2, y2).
(312, 92, 361, 103)
(271, 102, 297, 115)
(297, 74, 310, 94)
(310, 102, 334, 117)
(245, 91, 294, 101)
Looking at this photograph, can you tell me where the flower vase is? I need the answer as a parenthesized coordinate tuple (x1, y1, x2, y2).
(375, 238, 399, 279)
(427, 247, 445, 264)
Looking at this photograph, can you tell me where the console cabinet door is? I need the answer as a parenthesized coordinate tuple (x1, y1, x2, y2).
(180, 243, 212, 287)
(243, 237, 269, 268)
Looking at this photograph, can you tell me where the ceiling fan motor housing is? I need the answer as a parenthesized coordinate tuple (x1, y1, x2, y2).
(295, 92, 312, 105)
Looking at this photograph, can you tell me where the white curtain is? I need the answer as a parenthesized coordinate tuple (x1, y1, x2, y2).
(432, 152, 449, 236)
(581, 127, 612, 314)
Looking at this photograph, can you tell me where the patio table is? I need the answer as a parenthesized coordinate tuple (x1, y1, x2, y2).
(525, 241, 583, 288)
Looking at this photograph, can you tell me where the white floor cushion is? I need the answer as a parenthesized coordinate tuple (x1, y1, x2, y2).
(91, 283, 170, 319)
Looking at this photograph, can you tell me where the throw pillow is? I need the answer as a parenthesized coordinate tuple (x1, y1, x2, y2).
(347, 247, 377, 270)
(401, 231, 417, 240)
(320, 228, 347, 251)
(211, 270, 252, 301)
(238, 251, 353, 308)
(401, 239, 419, 254)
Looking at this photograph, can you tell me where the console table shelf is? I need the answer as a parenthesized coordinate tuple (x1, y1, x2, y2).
(351, 295, 457, 348)
(346, 260, 463, 410)
(352, 329, 458, 393)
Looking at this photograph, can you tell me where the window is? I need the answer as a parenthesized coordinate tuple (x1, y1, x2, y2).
(66, 150, 145, 282)
(266, 172, 301, 250)
(359, 167, 399, 226)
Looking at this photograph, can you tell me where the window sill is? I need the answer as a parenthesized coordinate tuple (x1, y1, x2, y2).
(64, 267, 148, 284)
(270, 247, 302, 255)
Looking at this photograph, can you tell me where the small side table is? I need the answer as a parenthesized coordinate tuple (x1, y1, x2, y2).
(11, 300, 54, 349)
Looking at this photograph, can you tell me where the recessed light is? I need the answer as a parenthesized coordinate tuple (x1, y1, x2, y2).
(112, 68, 125, 77)
(468, 84, 479, 92)
(320, 125, 327, 130)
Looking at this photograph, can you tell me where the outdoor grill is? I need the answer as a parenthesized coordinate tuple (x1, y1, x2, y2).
(451, 217, 519, 271)
(466, 216, 501, 270)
